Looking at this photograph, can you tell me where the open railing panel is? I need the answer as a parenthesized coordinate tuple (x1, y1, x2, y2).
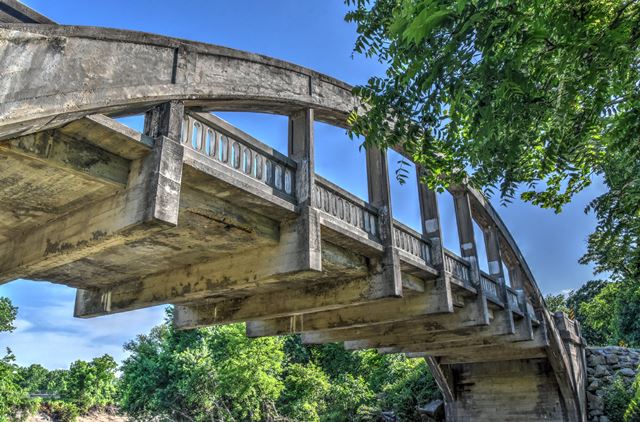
(480, 272, 500, 301)
(182, 113, 296, 199)
(506, 287, 519, 311)
(443, 250, 472, 287)
(313, 177, 379, 239)
(392, 221, 431, 265)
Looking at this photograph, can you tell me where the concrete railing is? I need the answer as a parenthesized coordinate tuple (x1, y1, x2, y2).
(313, 176, 379, 239)
(443, 250, 472, 286)
(183, 113, 297, 198)
(480, 272, 500, 300)
(392, 221, 431, 265)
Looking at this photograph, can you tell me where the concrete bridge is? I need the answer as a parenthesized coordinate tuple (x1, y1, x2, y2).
(0, 2, 587, 420)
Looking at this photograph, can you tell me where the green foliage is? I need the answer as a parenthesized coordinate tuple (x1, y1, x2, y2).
(345, 0, 640, 285)
(279, 363, 330, 422)
(625, 371, 640, 422)
(40, 401, 80, 422)
(541, 278, 640, 347)
(0, 297, 36, 422)
(119, 313, 441, 421)
(44, 370, 69, 397)
(120, 316, 285, 421)
(379, 357, 439, 420)
(580, 278, 640, 347)
(0, 349, 37, 422)
(605, 376, 634, 422)
(17, 364, 50, 393)
(62, 355, 118, 413)
(565, 280, 609, 345)
(544, 293, 569, 314)
(0, 297, 17, 333)
(321, 373, 375, 421)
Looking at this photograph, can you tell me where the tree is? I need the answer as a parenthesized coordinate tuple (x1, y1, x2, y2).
(544, 294, 569, 314)
(345, 0, 640, 282)
(581, 278, 640, 347)
(278, 363, 330, 422)
(0, 297, 17, 332)
(120, 313, 285, 421)
(62, 355, 118, 412)
(17, 364, 50, 393)
(0, 297, 37, 421)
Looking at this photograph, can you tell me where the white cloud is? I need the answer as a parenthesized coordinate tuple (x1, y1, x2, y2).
(13, 318, 34, 332)
(0, 294, 166, 369)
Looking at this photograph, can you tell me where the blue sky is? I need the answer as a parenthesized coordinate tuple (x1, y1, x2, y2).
(0, 0, 606, 369)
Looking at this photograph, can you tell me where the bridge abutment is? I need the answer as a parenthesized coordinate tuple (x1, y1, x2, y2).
(444, 358, 569, 421)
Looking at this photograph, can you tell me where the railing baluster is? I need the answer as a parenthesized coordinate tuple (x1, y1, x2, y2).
(183, 113, 296, 198)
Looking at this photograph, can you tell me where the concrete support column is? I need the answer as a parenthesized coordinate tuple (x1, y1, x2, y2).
(509, 265, 526, 290)
(144, 101, 184, 141)
(289, 108, 314, 206)
(452, 188, 489, 324)
(140, 101, 185, 226)
(75, 101, 185, 317)
(417, 168, 452, 312)
(366, 146, 402, 297)
(287, 108, 321, 271)
(485, 225, 515, 332)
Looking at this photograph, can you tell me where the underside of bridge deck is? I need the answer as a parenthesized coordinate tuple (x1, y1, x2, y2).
(0, 4, 587, 420)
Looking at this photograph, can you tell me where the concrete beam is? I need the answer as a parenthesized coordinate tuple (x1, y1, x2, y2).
(173, 272, 425, 329)
(0, 135, 183, 283)
(341, 310, 517, 350)
(296, 299, 488, 345)
(75, 214, 355, 318)
(440, 346, 547, 364)
(377, 321, 548, 356)
(245, 279, 457, 337)
(0, 130, 130, 187)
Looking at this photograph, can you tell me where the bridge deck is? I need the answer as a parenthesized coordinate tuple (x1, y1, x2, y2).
(0, 110, 540, 342)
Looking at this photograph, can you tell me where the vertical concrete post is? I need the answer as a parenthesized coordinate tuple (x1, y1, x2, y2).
(417, 168, 452, 312)
(366, 146, 402, 297)
(509, 265, 525, 290)
(141, 101, 185, 226)
(485, 225, 515, 333)
(288, 108, 322, 271)
(452, 188, 489, 324)
(289, 108, 314, 206)
(75, 101, 185, 316)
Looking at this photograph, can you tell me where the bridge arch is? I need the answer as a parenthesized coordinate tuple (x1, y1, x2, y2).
(0, 19, 586, 421)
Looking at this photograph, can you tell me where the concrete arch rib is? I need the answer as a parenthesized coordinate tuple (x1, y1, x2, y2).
(0, 24, 356, 140)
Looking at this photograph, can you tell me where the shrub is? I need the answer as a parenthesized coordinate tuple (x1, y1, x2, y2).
(625, 370, 640, 422)
(605, 376, 633, 422)
(41, 401, 80, 422)
(279, 363, 330, 422)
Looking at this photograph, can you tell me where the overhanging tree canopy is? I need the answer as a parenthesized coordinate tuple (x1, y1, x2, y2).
(345, 0, 640, 278)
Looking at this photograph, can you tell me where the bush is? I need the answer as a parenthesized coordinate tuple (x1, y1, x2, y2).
(605, 376, 633, 422)
(625, 370, 640, 422)
(379, 357, 441, 420)
(40, 401, 80, 422)
(279, 363, 330, 422)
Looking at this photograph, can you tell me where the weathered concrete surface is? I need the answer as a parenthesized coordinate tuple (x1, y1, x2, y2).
(0, 0, 55, 24)
(0, 4, 589, 420)
(446, 359, 568, 421)
(0, 24, 355, 141)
